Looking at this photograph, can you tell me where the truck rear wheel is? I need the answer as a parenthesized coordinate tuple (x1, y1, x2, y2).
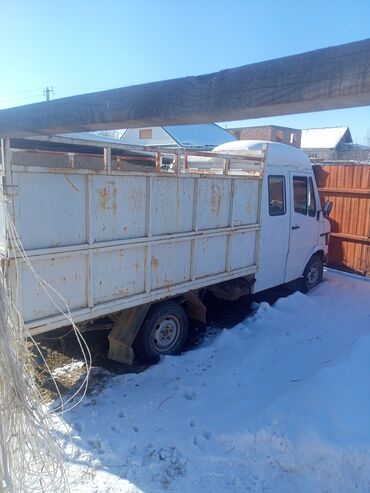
(133, 301, 189, 363)
(301, 255, 323, 293)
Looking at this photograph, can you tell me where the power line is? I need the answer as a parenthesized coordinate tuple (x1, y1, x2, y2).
(0, 87, 54, 107)
(0, 95, 43, 110)
(0, 94, 42, 104)
(0, 88, 44, 98)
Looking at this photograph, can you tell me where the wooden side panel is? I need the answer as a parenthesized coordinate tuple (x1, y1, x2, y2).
(314, 164, 370, 276)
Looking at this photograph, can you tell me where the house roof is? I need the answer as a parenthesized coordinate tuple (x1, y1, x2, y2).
(301, 126, 352, 149)
(121, 123, 235, 148)
(163, 123, 235, 148)
(227, 124, 301, 132)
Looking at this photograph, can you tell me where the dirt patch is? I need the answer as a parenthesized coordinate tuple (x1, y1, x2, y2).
(32, 284, 295, 403)
(32, 324, 148, 403)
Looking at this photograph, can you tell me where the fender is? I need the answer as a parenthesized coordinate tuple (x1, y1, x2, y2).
(301, 246, 325, 276)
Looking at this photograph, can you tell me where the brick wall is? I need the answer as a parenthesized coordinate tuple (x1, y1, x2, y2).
(228, 125, 301, 147)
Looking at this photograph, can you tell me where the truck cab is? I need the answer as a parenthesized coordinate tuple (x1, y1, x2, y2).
(214, 140, 331, 294)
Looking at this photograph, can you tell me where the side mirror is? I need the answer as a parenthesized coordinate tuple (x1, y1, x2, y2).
(323, 200, 333, 218)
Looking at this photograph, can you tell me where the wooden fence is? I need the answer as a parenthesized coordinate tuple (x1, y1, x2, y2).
(314, 163, 370, 277)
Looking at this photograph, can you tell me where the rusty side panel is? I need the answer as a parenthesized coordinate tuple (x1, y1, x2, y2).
(314, 164, 370, 276)
(4, 141, 264, 334)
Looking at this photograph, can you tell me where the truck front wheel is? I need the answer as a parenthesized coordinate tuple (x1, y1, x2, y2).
(133, 301, 189, 363)
(301, 255, 323, 293)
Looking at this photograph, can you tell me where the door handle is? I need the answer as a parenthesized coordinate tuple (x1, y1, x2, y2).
(292, 225, 300, 230)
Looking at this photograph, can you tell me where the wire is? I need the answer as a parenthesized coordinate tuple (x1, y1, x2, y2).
(0, 172, 93, 491)
(0, 88, 44, 98)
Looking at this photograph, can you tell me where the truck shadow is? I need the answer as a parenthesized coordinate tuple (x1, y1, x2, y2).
(186, 283, 295, 349)
(34, 282, 297, 401)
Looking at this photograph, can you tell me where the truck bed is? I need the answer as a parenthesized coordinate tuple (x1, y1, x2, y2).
(0, 136, 264, 334)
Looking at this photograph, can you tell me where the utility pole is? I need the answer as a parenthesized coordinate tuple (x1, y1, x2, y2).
(43, 86, 54, 101)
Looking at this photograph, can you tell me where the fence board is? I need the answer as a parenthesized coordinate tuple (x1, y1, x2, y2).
(314, 163, 370, 276)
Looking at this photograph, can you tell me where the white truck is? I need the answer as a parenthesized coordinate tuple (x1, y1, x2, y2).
(0, 135, 331, 363)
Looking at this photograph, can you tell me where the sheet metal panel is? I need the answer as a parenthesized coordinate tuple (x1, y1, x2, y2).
(18, 253, 87, 320)
(195, 235, 228, 278)
(229, 231, 257, 270)
(14, 172, 86, 249)
(151, 176, 194, 235)
(3, 143, 263, 331)
(151, 240, 192, 289)
(93, 246, 145, 303)
(233, 180, 259, 226)
(197, 178, 231, 230)
(92, 175, 147, 242)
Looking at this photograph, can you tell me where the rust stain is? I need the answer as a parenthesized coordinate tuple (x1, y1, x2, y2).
(98, 181, 117, 212)
(217, 193, 222, 215)
(176, 179, 181, 211)
(98, 187, 109, 210)
(210, 182, 222, 216)
(151, 256, 159, 269)
(112, 185, 117, 212)
(130, 188, 145, 211)
(210, 183, 216, 212)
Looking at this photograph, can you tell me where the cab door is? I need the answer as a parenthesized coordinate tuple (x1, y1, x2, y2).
(254, 172, 290, 292)
(285, 173, 319, 283)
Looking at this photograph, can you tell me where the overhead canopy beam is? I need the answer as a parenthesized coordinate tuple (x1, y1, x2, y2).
(1, 38, 370, 138)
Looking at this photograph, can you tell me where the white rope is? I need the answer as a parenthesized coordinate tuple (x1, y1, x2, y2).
(0, 270, 69, 492)
(0, 183, 92, 490)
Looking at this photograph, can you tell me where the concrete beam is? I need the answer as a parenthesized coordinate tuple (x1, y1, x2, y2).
(0, 39, 370, 138)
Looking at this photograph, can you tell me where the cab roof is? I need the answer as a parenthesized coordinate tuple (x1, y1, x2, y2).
(214, 140, 312, 171)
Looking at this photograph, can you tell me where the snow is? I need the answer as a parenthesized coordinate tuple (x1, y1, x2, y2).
(214, 140, 312, 170)
(57, 270, 370, 492)
(120, 124, 235, 149)
(163, 123, 235, 148)
(300, 127, 351, 149)
(58, 132, 126, 144)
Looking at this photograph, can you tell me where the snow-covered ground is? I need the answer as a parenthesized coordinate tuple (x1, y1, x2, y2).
(58, 270, 370, 492)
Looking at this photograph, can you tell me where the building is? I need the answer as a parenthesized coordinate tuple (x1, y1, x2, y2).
(227, 124, 370, 162)
(227, 125, 301, 148)
(119, 123, 235, 149)
(301, 126, 352, 160)
(301, 126, 370, 162)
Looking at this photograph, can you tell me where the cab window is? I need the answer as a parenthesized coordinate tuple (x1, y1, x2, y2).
(293, 176, 307, 215)
(268, 175, 286, 216)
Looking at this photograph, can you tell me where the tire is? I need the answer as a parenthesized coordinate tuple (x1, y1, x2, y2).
(301, 255, 323, 293)
(133, 301, 189, 363)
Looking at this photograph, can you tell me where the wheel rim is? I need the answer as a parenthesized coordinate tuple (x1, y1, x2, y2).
(152, 315, 181, 352)
(306, 265, 319, 288)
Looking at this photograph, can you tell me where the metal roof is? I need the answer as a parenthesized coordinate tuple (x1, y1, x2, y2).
(162, 123, 235, 148)
(301, 127, 352, 149)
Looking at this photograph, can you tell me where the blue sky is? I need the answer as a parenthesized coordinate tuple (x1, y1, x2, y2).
(0, 0, 369, 142)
